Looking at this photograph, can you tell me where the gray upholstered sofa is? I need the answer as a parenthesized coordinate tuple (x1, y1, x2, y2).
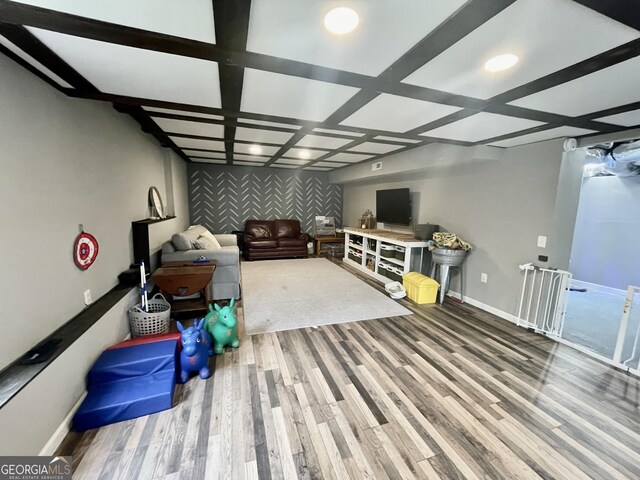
(160, 225, 240, 300)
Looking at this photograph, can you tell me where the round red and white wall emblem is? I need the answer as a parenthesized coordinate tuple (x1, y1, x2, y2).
(74, 232, 99, 270)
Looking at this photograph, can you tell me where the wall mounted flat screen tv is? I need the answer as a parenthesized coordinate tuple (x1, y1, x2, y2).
(376, 188, 411, 225)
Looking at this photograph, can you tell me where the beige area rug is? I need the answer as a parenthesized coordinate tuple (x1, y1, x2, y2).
(241, 258, 411, 335)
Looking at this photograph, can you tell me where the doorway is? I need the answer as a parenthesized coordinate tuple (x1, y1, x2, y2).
(562, 165, 640, 371)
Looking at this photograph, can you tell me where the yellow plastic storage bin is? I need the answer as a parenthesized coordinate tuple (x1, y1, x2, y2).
(403, 272, 439, 304)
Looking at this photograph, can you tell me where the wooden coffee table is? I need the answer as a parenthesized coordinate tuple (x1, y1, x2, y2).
(151, 261, 216, 314)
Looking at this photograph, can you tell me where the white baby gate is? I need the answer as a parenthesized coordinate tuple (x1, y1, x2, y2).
(516, 264, 572, 338)
(613, 285, 640, 371)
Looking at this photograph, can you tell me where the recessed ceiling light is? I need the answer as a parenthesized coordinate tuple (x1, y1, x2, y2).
(484, 53, 519, 72)
(248, 145, 263, 155)
(297, 149, 312, 160)
(324, 7, 359, 35)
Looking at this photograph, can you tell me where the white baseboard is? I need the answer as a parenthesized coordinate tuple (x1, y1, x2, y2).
(39, 332, 132, 456)
(446, 291, 519, 324)
(39, 392, 86, 456)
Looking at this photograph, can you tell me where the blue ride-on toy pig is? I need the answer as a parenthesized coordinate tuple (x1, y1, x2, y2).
(177, 318, 213, 382)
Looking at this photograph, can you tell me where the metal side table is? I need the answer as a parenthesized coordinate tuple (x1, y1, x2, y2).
(429, 248, 467, 304)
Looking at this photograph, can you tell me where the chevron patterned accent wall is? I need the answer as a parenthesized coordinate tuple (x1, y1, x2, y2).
(188, 165, 343, 235)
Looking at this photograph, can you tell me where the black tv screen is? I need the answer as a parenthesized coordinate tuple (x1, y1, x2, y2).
(376, 188, 411, 225)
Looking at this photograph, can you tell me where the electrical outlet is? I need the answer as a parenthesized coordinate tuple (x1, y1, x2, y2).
(84, 289, 92, 305)
(537, 235, 547, 248)
(481, 273, 488, 283)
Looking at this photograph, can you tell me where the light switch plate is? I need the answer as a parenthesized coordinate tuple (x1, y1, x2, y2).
(537, 236, 547, 248)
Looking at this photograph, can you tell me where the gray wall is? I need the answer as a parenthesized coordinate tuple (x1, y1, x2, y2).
(338, 139, 568, 316)
(570, 175, 640, 289)
(188, 164, 343, 234)
(0, 53, 189, 454)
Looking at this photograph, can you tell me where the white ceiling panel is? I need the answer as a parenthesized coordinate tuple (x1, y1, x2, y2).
(276, 158, 309, 166)
(191, 158, 227, 164)
(234, 127, 294, 144)
(324, 152, 372, 163)
(233, 143, 281, 155)
(348, 142, 403, 154)
(488, 126, 596, 148)
(313, 161, 348, 168)
(284, 148, 327, 160)
(508, 56, 640, 117)
(234, 161, 267, 167)
(304, 167, 331, 171)
(231, 154, 270, 162)
(242, 69, 358, 122)
(29, 29, 221, 107)
(421, 112, 544, 142)
(239, 118, 302, 130)
(341, 94, 461, 132)
(313, 128, 364, 137)
(145, 107, 223, 121)
(375, 136, 422, 144)
(269, 164, 299, 169)
(171, 137, 225, 151)
(0, 35, 73, 88)
(182, 150, 226, 159)
(295, 134, 353, 149)
(594, 109, 640, 127)
(247, 0, 466, 76)
(153, 118, 224, 138)
(13, 0, 216, 43)
(402, 0, 639, 100)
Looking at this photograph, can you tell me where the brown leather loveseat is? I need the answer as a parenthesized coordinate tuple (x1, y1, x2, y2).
(243, 219, 310, 260)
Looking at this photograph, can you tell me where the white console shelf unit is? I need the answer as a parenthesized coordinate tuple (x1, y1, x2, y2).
(343, 227, 430, 283)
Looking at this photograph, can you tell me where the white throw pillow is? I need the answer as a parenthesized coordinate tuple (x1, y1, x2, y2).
(196, 232, 221, 250)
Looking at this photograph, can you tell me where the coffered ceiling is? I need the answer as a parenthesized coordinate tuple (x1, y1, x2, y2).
(1, 0, 639, 172)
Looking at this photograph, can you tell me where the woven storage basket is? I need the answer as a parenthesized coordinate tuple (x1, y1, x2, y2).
(128, 293, 171, 337)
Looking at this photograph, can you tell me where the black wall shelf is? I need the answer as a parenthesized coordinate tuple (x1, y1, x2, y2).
(132, 216, 176, 269)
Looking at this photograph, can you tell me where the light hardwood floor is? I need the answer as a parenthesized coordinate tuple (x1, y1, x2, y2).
(57, 260, 640, 479)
